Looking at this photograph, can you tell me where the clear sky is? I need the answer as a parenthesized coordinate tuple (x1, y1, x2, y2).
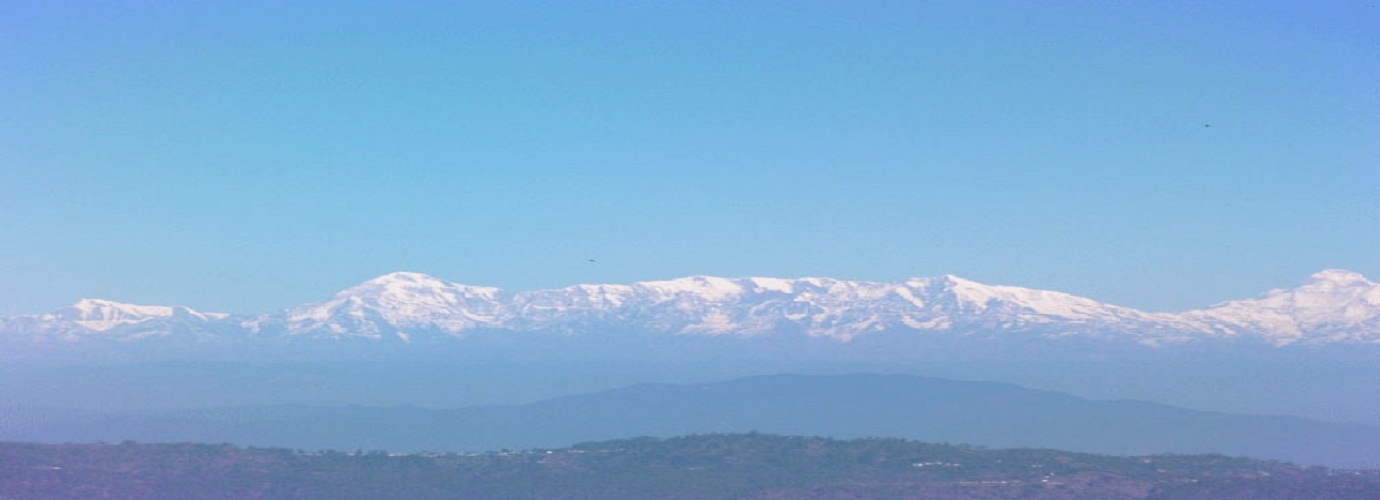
(2, 1, 1376, 316)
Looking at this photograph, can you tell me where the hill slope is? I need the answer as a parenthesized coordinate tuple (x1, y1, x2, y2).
(9, 373, 1380, 468)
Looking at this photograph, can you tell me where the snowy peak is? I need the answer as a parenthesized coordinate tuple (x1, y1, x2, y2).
(357, 271, 446, 287)
(55, 299, 228, 331)
(59, 299, 175, 331)
(251, 272, 510, 339)
(1208, 269, 1378, 313)
(1292, 269, 1378, 308)
(1189, 269, 1380, 345)
(902, 275, 1144, 324)
(341, 271, 504, 301)
(1308, 268, 1372, 284)
(0, 298, 230, 341)
(631, 275, 748, 301)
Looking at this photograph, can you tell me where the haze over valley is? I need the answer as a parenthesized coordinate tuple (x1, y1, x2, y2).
(4, 270, 1380, 467)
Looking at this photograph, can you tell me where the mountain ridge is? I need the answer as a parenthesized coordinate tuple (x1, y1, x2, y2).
(3, 269, 1377, 347)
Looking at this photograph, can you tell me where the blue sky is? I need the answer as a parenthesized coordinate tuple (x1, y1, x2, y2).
(2, 1, 1376, 315)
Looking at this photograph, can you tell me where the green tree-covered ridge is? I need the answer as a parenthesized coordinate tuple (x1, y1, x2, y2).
(3, 433, 1379, 499)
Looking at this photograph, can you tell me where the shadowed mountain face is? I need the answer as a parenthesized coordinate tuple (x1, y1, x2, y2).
(7, 373, 1379, 468)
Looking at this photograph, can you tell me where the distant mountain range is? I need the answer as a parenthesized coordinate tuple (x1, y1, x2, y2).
(7, 373, 1379, 468)
(3, 269, 1377, 348)
(3, 270, 1378, 349)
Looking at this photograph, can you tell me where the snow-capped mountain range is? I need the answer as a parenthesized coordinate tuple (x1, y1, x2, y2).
(3, 270, 1378, 347)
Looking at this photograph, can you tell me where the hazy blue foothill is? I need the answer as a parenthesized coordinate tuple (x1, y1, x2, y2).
(6, 373, 1379, 469)
(3, 338, 1379, 427)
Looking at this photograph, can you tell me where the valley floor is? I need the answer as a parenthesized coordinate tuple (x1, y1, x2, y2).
(3, 434, 1379, 499)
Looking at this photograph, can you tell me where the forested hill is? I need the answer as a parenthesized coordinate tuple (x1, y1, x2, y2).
(3, 434, 1379, 499)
